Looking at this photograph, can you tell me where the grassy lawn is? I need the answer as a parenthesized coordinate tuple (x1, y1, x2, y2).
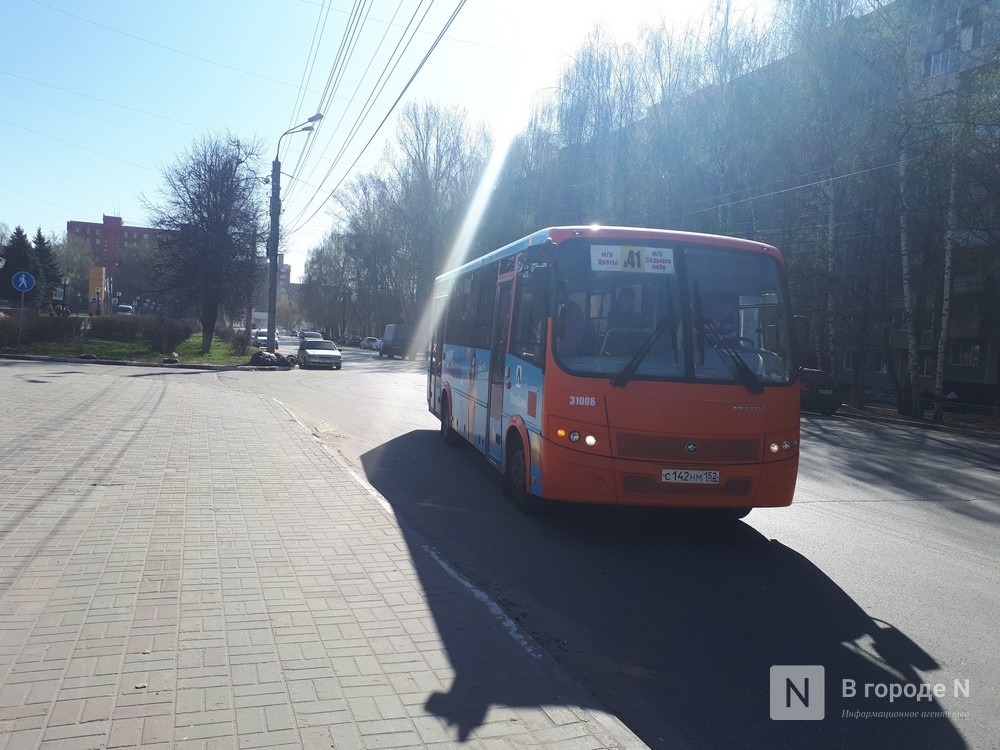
(10, 334, 251, 367)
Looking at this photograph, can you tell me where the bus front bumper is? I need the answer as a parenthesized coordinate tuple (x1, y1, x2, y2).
(537, 439, 798, 508)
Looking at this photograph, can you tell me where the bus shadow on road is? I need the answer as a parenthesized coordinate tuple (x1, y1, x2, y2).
(361, 430, 968, 748)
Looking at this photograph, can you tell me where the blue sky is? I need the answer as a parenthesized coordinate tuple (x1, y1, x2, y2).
(2, 0, 733, 281)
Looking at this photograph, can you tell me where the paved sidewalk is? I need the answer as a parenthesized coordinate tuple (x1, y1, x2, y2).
(0, 362, 646, 749)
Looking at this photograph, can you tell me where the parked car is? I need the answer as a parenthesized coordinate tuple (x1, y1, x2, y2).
(345, 334, 363, 347)
(361, 337, 381, 350)
(298, 339, 342, 369)
(253, 329, 278, 349)
(299, 331, 323, 340)
(116, 304, 135, 315)
(379, 323, 417, 359)
(800, 368, 841, 415)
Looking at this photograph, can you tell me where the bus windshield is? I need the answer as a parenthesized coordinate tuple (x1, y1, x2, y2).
(553, 238, 795, 387)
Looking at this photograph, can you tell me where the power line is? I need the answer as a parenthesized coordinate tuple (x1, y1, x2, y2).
(0, 117, 156, 172)
(28, 0, 314, 92)
(288, 0, 468, 235)
(285, 0, 431, 214)
(285, 0, 377, 185)
(285, 0, 421, 210)
(0, 70, 209, 129)
(288, 0, 336, 132)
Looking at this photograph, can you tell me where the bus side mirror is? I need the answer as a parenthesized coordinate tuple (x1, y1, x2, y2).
(530, 269, 549, 321)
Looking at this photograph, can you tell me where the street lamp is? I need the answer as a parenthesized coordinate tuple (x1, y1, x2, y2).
(267, 112, 323, 353)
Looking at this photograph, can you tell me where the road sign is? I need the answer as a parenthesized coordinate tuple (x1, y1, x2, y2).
(12, 271, 35, 292)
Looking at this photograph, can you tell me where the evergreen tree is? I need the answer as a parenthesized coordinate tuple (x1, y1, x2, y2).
(33, 228, 63, 310)
(0, 226, 40, 308)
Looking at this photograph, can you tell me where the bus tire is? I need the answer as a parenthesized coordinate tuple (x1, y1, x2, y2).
(508, 438, 546, 515)
(703, 507, 752, 521)
(440, 396, 458, 446)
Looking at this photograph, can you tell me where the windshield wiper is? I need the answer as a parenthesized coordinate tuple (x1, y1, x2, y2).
(610, 314, 675, 388)
(699, 318, 764, 394)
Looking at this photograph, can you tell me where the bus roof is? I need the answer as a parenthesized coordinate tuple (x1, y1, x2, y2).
(435, 225, 782, 284)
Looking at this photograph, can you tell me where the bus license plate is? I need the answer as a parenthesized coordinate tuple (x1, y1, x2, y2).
(661, 469, 720, 484)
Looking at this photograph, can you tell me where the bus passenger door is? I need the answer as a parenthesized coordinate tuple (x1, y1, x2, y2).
(428, 293, 445, 414)
(486, 281, 513, 467)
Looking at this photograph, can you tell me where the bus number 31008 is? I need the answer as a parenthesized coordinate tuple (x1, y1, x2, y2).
(569, 396, 597, 406)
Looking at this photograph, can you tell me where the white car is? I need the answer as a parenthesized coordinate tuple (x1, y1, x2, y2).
(361, 337, 381, 350)
(252, 329, 278, 349)
(297, 339, 342, 370)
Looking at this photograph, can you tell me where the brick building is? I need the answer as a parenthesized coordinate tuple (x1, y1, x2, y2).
(66, 215, 156, 269)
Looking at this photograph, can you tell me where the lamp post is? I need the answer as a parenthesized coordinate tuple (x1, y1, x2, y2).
(60, 276, 69, 316)
(267, 113, 323, 353)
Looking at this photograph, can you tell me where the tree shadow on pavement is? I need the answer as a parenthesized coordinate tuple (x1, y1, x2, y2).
(361, 430, 967, 748)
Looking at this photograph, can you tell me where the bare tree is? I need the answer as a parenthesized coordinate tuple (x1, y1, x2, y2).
(301, 231, 352, 338)
(144, 133, 266, 353)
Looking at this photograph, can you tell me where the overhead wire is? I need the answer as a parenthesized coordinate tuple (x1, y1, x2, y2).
(285, 0, 376, 189)
(285, 0, 434, 215)
(27, 0, 314, 92)
(287, 0, 468, 235)
(287, 0, 335, 133)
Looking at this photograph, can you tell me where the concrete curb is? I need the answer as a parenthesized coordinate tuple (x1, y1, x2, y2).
(0, 352, 289, 371)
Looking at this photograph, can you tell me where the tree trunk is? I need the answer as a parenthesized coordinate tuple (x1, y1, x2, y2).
(933, 149, 957, 423)
(824, 180, 837, 373)
(898, 148, 923, 419)
(200, 299, 219, 354)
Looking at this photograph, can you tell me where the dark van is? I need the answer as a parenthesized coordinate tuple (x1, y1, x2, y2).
(379, 323, 416, 359)
(799, 368, 842, 415)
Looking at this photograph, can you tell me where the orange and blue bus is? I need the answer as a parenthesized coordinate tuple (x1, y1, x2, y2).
(427, 226, 802, 517)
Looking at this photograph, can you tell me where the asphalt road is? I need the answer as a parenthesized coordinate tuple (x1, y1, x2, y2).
(223, 349, 999, 749)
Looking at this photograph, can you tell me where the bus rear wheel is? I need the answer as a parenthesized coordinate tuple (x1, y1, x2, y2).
(440, 395, 458, 445)
(507, 438, 546, 515)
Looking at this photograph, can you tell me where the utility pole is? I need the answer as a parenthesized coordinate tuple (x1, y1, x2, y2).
(266, 114, 323, 354)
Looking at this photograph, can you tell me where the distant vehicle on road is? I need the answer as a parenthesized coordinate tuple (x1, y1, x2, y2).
(253, 330, 278, 349)
(298, 339, 342, 369)
(361, 337, 381, 350)
(800, 368, 841, 415)
(299, 331, 323, 340)
(116, 304, 134, 315)
(380, 323, 417, 359)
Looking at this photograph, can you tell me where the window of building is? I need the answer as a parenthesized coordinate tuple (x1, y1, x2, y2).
(873, 352, 888, 374)
(948, 342, 981, 367)
(972, 15, 1000, 48)
(843, 351, 855, 371)
(922, 357, 935, 377)
(925, 47, 957, 77)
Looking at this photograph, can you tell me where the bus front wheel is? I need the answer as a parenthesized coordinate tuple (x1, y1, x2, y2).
(507, 438, 546, 515)
(700, 507, 752, 521)
(440, 396, 458, 445)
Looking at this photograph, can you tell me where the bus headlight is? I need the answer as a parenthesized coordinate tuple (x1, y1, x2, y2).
(765, 431, 799, 461)
(553, 426, 601, 449)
